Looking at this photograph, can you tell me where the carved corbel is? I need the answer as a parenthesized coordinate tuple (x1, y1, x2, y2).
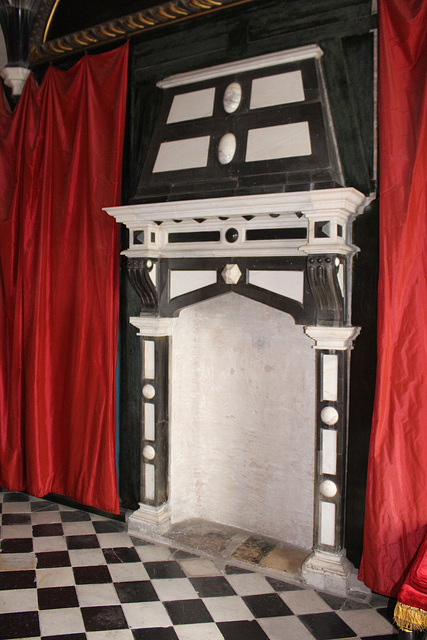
(127, 258, 159, 315)
(307, 255, 344, 326)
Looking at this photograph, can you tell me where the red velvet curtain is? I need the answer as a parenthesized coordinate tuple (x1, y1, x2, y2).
(0, 44, 128, 514)
(359, 0, 427, 596)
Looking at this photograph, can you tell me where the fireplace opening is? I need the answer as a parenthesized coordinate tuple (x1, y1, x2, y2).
(169, 293, 316, 550)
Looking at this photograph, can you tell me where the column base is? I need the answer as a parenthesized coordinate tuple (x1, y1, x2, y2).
(127, 503, 171, 539)
(302, 549, 364, 595)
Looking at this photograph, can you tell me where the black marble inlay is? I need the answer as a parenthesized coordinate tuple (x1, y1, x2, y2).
(0, 611, 39, 639)
(36, 550, 71, 568)
(81, 605, 128, 632)
(266, 576, 303, 591)
(217, 620, 270, 640)
(315, 221, 331, 238)
(134, 230, 145, 244)
(43, 635, 86, 640)
(0, 569, 36, 590)
(92, 519, 127, 534)
(103, 546, 140, 563)
(168, 230, 220, 244)
(164, 598, 213, 625)
(73, 565, 112, 585)
(246, 227, 307, 241)
(190, 576, 237, 598)
(298, 612, 357, 640)
(60, 510, 92, 522)
(66, 534, 100, 549)
(114, 580, 159, 603)
(33, 523, 64, 537)
(225, 227, 239, 243)
(37, 585, 79, 610)
(1, 537, 33, 553)
(243, 593, 294, 618)
(130, 536, 153, 547)
(3, 492, 30, 502)
(144, 561, 186, 580)
(317, 591, 351, 610)
(224, 564, 254, 575)
(132, 629, 179, 640)
(1, 513, 31, 525)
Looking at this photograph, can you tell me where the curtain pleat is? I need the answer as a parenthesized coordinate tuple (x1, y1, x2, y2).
(0, 44, 128, 514)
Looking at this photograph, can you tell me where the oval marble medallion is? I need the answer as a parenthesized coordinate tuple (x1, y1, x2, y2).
(218, 133, 236, 165)
(223, 82, 242, 113)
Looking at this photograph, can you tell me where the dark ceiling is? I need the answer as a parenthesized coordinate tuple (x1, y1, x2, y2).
(29, 0, 255, 66)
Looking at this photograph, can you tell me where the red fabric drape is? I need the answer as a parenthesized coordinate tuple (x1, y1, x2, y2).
(0, 44, 128, 514)
(358, 0, 427, 596)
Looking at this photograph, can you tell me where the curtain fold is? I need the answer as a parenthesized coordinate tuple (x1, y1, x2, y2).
(0, 44, 128, 514)
(359, 0, 427, 596)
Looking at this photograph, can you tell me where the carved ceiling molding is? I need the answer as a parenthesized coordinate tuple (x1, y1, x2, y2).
(29, 0, 255, 65)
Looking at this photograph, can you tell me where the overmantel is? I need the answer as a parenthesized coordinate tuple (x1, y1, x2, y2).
(104, 188, 366, 259)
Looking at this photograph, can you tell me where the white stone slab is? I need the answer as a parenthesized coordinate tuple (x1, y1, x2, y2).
(144, 403, 155, 441)
(321, 354, 338, 401)
(167, 87, 215, 123)
(248, 270, 304, 303)
(170, 270, 217, 299)
(250, 70, 305, 109)
(144, 340, 155, 379)
(246, 122, 311, 162)
(153, 136, 210, 173)
(320, 501, 336, 546)
(144, 463, 155, 501)
(321, 429, 337, 475)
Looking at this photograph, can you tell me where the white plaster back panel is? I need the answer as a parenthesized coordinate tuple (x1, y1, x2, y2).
(170, 293, 315, 549)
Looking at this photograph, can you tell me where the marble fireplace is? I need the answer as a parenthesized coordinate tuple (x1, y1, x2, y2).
(105, 45, 370, 593)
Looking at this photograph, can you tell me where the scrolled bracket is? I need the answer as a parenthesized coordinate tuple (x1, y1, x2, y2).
(127, 258, 159, 315)
(307, 255, 344, 326)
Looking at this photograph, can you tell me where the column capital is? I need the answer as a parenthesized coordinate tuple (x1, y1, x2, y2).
(304, 326, 360, 350)
(130, 316, 177, 337)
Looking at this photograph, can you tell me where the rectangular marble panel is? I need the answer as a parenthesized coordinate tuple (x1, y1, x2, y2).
(170, 270, 217, 299)
(153, 137, 210, 173)
(144, 403, 155, 441)
(248, 270, 304, 303)
(321, 354, 338, 402)
(250, 70, 305, 109)
(320, 501, 336, 547)
(167, 88, 215, 124)
(144, 340, 155, 379)
(245, 122, 311, 162)
(321, 429, 337, 475)
(144, 464, 155, 501)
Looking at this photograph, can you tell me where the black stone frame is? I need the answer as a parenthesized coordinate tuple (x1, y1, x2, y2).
(128, 253, 349, 326)
(314, 347, 348, 554)
(128, 248, 352, 554)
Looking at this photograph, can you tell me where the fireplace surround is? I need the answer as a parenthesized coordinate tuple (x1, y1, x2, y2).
(105, 187, 366, 593)
(105, 44, 371, 594)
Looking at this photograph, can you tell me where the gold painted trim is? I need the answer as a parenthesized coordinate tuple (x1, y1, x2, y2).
(30, 0, 256, 65)
(157, 7, 176, 19)
(42, 0, 60, 43)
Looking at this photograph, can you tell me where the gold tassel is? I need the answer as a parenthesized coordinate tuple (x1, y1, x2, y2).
(394, 601, 427, 631)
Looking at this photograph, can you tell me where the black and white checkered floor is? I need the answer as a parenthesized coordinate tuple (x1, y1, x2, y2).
(0, 490, 397, 640)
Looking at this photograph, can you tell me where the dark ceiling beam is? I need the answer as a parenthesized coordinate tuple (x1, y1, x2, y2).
(29, 0, 255, 65)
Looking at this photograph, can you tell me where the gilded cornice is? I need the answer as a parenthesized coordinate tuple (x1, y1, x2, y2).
(29, 0, 255, 65)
